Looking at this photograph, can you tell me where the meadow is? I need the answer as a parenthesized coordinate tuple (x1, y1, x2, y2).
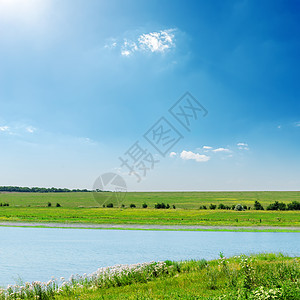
(1, 253, 299, 299)
(0, 191, 299, 228)
(1, 191, 299, 209)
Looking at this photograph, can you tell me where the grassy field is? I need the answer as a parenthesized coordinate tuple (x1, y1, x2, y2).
(0, 191, 299, 228)
(1, 254, 299, 299)
(0, 191, 299, 208)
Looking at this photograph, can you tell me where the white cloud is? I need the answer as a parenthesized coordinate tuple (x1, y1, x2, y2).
(26, 126, 36, 133)
(169, 152, 177, 158)
(180, 150, 210, 162)
(0, 126, 10, 132)
(212, 147, 231, 153)
(237, 142, 249, 150)
(138, 29, 175, 53)
(107, 29, 176, 57)
(203, 146, 212, 150)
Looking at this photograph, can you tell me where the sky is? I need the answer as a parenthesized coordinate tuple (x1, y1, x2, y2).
(0, 0, 299, 191)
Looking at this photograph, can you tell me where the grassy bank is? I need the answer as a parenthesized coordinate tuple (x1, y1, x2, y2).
(1, 254, 299, 299)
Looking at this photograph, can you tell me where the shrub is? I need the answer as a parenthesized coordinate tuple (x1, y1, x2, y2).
(267, 201, 286, 211)
(130, 204, 136, 208)
(56, 203, 61, 207)
(155, 203, 169, 209)
(142, 203, 147, 208)
(234, 204, 244, 211)
(106, 203, 113, 208)
(218, 203, 226, 209)
(254, 200, 264, 210)
(231, 204, 236, 210)
(47, 202, 52, 207)
(209, 204, 217, 210)
(172, 205, 176, 209)
(121, 204, 125, 208)
(287, 201, 300, 210)
(199, 205, 207, 210)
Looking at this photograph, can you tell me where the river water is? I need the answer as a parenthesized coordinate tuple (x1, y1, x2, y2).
(0, 227, 299, 287)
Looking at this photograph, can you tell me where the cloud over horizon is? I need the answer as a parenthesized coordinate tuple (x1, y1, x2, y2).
(180, 150, 210, 162)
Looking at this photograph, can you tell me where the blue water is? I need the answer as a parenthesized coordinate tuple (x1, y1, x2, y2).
(0, 227, 299, 287)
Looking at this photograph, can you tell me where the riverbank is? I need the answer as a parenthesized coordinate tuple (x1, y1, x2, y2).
(0, 221, 299, 232)
(1, 254, 299, 299)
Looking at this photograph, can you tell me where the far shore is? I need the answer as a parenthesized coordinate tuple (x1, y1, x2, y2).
(0, 221, 299, 232)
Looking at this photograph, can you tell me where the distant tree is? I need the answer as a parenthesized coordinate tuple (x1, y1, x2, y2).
(106, 203, 113, 208)
(254, 201, 264, 210)
(218, 203, 226, 210)
(172, 205, 176, 209)
(166, 204, 170, 209)
(243, 205, 247, 210)
(130, 204, 136, 208)
(231, 205, 236, 210)
(209, 204, 217, 210)
(199, 205, 207, 210)
(142, 203, 148, 208)
(287, 201, 300, 210)
(56, 203, 61, 207)
(267, 201, 286, 211)
(234, 204, 244, 211)
(47, 202, 52, 207)
(121, 204, 125, 208)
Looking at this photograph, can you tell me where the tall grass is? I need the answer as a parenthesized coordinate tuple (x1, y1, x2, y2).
(0, 254, 299, 299)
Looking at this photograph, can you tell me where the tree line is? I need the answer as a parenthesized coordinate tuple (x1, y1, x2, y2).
(0, 186, 91, 193)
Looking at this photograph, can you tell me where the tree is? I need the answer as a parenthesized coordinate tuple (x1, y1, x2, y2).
(130, 204, 136, 208)
(234, 204, 244, 211)
(218, 203, 226, 209)
(287, 201, 300, 210)
(209, 204, 217, 210)
(142, 203, 148, 208)
(56, 203, 61, 207)
(254, 201, 264, 210)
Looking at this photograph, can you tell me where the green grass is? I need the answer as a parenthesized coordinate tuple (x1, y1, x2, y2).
(0, 207, 299, 227)
(2, 254, 299, 299)
(0, 191, 299, 228)
(0, 191, 299, 209)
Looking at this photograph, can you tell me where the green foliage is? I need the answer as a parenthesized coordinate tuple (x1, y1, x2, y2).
(287, 201, 300, 210)
(106, 203, 113, 208)
(267, 201, 287, 211)
(0, 186, 90, 193)
(130, 204, 136, 208)
(254, 201, 264, 210)
(209, 204, 217, 210)
(154, 203, 170, 209)
(235, 204, 245, 211)
(142, 203, 147, 208)
(56, 203, 61, 207)
(47, 202, 52, 207)
(0, 254, 299, 300)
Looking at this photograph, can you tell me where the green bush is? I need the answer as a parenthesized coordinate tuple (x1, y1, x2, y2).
(142, 203, 147, 208)
(130, 204, 136, 208)
(254, 201, 264, 210)
(106, 203, 113, 208)
(209, 204, 217, 210)
(267, 201, 286, 211)
(234, 204, 244, 211)
(56, 203, 61, 207)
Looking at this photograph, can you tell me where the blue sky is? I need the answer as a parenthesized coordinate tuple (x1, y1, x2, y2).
(0, 0, 299, 191)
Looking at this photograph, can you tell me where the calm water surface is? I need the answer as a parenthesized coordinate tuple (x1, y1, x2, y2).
(0, 227, 299, 287)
